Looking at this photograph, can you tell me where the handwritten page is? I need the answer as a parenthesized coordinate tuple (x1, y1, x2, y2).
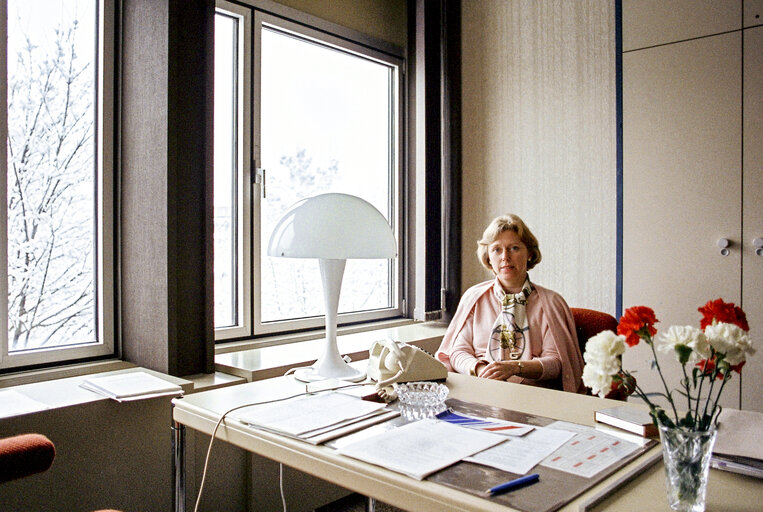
(235, 392, 388, 437)
(465, 426, 575, 475)
(338, 418, 506, 480)
(0, 389, 50, 418)
(539, 421, 640, 478)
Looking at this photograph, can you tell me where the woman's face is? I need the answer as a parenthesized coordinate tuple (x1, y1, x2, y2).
(488, 229, 529, 292)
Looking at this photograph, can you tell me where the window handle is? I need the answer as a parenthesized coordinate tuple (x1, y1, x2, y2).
(255, 167, 266, 198)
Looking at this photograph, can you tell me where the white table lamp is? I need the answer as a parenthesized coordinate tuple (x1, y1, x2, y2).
(267, 193, 397, 382)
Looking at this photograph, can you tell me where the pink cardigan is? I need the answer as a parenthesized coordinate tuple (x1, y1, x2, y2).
(435, 280, 585, 393)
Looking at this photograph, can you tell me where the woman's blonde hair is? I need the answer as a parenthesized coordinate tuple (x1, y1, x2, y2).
(476, 214, 542, 272)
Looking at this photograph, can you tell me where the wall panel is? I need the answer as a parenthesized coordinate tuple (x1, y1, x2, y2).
(460, 0, 617, 313)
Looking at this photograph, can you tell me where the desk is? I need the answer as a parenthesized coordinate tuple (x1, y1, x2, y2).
(172, 373, 763, 512)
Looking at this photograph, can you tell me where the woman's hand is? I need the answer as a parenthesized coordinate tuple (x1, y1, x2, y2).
(477, 361, 519, 380)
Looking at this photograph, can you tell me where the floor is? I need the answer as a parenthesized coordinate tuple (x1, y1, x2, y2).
(314, 493, 404, 512)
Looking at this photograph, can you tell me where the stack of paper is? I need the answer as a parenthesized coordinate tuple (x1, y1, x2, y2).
(465, 425, 575, 475)
(711, 409, 763, 479)
(234, 391, 398, 445)
(80, 371, 183, 402)
(337, 418, 506, 480)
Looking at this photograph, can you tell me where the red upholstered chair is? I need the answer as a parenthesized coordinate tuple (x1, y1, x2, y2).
(0, 433, 122, 512)
(0, 433, 55, 484)
(570, 307, 633, 400)
(570, 307, 618, 356)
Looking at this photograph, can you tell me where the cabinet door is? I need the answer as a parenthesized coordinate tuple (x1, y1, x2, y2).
(742, 26, 763, 412)
(622, 0, 739, 51)
(622, 33, 742, 410)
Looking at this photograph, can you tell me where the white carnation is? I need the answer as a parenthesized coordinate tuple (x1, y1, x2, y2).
(705, 322, 755, 366)
(583, 365, 613, 398)
(657, 325, 710, 363)
(581, 331, 626, 397)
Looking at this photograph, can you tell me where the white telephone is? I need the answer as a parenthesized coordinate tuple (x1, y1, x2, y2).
(366, 338, 448, 387)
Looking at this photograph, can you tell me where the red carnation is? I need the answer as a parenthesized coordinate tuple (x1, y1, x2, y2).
(696, 358, 724, 380)
(617, 306, 658, 347)
(729, 360, 746, 374)
(698, 298, 749, 331)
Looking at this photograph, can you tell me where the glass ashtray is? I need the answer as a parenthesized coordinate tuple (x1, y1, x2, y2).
(393, 381, 448, 407)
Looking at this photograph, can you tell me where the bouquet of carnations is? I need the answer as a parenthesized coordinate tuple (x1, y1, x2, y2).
(582, 299, 754, 432)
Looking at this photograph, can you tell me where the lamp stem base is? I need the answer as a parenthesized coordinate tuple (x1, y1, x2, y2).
(292, 365, 366, 383)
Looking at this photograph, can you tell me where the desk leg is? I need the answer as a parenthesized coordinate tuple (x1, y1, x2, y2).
(366, 497, 376, 512)
(172, 418, 186, 512)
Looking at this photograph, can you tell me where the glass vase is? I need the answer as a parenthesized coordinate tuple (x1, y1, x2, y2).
(657, 422, 717, 512)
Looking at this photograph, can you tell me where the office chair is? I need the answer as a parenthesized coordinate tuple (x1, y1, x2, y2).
(0, 433, 55, 484)
(570, 307, 634, 400)
(0, 433, 122, 512)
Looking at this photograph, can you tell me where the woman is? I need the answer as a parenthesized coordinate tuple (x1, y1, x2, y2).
(435, 214, 585, 393)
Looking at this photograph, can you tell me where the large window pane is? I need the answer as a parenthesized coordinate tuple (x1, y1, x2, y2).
(6, 0, 97, 351)
(259, 26, 395, 324)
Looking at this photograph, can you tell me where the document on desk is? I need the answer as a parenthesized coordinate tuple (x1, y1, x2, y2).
(538, 421, 641, 478)
(464, 425, 575, 475)
(436, 410, 535, 437)
(234, 391, 390, 441)
(337, 418, 506, 480)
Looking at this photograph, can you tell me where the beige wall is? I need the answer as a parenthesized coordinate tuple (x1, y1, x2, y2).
(460, 0, 617, 313)
(272, 0, 407, 48)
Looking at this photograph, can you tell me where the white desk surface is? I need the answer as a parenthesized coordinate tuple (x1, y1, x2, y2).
(172, 372, 763, 512)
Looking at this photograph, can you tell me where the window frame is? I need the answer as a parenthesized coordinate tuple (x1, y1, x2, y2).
(0, 0, 116, 370)
(214, 1, 252, 341)
(214, 0, 406, 342)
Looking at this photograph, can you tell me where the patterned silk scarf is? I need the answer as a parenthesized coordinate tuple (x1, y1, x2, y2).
(486, 278, 533, 362)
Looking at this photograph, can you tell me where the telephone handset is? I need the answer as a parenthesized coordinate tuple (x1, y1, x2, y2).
(367, 338, 448, 387)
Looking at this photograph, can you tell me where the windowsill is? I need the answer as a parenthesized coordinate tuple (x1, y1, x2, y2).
(0, 320, 447, 391)
(0, 367, 193, 414)
(0, 359, 138, 390)
(214, 320, 448, 382)
(215, 318, 420, 354)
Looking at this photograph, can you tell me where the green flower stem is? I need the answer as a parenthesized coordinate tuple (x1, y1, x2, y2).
(706, 375, 728, 430)
(701, 371, 719, 422)
(680, 364, 695, 427)
(694, 372, 706, 426)
(644, 332, 680, 422)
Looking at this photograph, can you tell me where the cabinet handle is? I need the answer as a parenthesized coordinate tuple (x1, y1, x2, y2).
(754, 237, 763, 257)
(717, 238, 731, 256)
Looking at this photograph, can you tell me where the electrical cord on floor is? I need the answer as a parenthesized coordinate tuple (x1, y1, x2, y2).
(192, 379, 368, 512)
(279, 462, 287, 512)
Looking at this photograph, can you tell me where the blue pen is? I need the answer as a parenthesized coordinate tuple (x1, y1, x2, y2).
(486, 473, 540, 495)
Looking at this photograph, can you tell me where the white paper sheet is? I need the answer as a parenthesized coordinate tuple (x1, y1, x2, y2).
(539, 421, 640, 478)
(0, 389, 50, 418)
(337, 418, 507, 480)
(80, 371, 183, 401)
(235, 392, 388, 437)
(465, 426, 575, 475)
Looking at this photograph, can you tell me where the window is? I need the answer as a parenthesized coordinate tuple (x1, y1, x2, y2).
(214, 1, 404, 341)
(0, 0, 115, 370)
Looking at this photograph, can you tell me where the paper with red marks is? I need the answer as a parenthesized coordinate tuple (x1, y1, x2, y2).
(538, 421, 640, 478)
